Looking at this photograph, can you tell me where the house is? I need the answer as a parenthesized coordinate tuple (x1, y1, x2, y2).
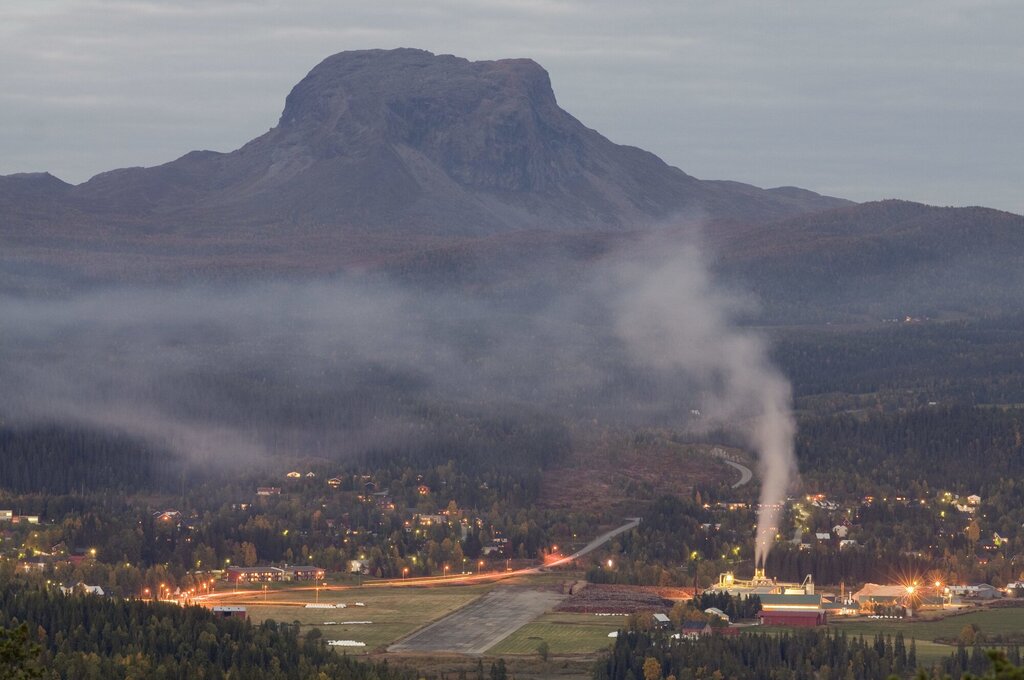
(18, 557, 48, 574)
(212, 606, 248, 620)
(832, 525, 849, 538)
(11, 515, 40, 525)
(225, 566, 285, 583)
(327, 477, 342, 488)
(417, 484, 431, 495)
(417, 514, 447, 526)
(704, 607, 729, 621)
(256, 487, 281, 496)
(759, 594, 827, 626)
(306, 472, 316, 478)
(967, 494, 982, 506)
(815, 532, 831, 541)
(153, 510, 182, 523)
(680, 621, 713, 639)
(0, 510, 12, 521)
(839, 539, 859, 550)
(286, 471, 302, 479)
(348, 559, 370, 575)
(652, 613, 672, 629)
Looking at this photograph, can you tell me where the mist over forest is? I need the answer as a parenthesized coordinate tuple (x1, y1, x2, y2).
(1, 233, 788, 470)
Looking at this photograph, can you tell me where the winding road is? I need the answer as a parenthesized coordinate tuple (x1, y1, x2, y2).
(722, 459, 753, 488)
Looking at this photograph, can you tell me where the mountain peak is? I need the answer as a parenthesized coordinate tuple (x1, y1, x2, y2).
(273, 48, 570, 192)
(4, 49, 854, 282)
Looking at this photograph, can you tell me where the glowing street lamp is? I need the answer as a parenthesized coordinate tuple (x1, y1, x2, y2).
(443, 564, 449, 578)
(402, 567, 409, 580)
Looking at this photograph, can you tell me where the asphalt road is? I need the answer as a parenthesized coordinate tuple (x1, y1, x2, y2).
(388, 587, 565, 655)
(722, 459, 753, 488)
(537, 517, 641, 571)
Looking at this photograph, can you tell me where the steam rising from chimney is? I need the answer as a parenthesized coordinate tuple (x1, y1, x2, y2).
(610, 238, 797, 566)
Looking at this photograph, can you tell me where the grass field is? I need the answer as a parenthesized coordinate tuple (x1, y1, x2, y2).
(757, 607, 1024, 663)
(831, 608, 1024, 640)
(231, 582, 496, 653)
(488, 612, 622, 656)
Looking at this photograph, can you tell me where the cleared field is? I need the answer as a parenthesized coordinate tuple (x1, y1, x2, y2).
(236, 583, 494, 653)
(489, 612, 621, 656)
(831, 607, 1024, 640)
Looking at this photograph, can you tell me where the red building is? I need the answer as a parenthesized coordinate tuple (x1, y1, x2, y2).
(758, 594, 828, 627)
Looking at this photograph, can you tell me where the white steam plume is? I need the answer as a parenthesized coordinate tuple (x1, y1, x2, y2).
(611, 238, 797, 567)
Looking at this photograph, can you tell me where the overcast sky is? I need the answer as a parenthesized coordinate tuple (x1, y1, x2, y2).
(2, 0, 1022, 214)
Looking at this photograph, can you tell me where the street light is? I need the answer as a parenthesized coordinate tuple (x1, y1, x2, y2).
(443, 564, 449, 578)
(402, 567, 409, 580)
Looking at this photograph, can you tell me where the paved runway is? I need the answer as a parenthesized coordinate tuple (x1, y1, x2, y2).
(388, 587, 565, 655)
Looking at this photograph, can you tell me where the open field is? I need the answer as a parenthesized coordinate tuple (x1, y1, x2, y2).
(488, 612, 622, 656)
(390, 587, 565, 654)
(833, 607, 1024, 639)
(232, 583, 495, 653)
(759, 607, 1024, 663)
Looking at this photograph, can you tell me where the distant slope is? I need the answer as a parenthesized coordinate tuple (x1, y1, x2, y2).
(712, 200, 1024, 321)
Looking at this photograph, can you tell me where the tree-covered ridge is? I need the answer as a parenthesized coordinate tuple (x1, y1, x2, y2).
(0, 426, 181, 495)
(796, 405, 1024, 495)
(774, 315, 1024, 406)
(0, 580, 417, 679)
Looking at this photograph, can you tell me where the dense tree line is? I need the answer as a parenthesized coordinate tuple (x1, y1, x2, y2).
(0, 426, 181, 495)
(595, 627, 1023, 680)
(774, 315, 1024, 405)
(796, 405, 1024, 496)
(0, 579, 418, 679)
